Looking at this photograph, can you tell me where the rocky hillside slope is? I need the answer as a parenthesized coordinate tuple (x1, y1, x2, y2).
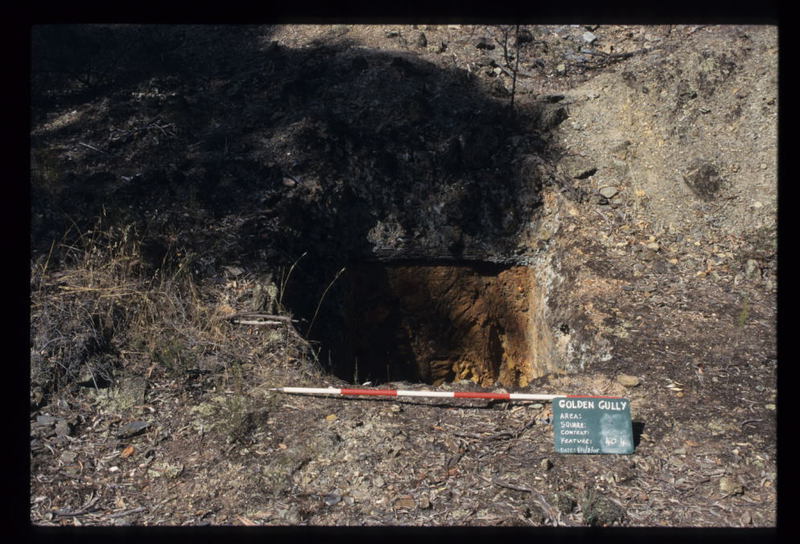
(30, 24, 777, 528)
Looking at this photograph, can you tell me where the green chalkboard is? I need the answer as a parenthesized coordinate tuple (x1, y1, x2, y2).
(552, 396, 634, 454)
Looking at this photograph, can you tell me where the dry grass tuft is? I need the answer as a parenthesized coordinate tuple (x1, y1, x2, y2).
(30, 215, 314, 408)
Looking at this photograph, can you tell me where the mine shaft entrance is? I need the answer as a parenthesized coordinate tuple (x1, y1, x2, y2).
(327, 260, 547, 388)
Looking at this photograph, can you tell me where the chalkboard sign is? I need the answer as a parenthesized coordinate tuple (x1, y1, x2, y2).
(553, 396, 634, 454)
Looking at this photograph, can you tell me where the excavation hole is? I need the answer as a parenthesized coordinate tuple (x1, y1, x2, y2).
(317, 260, 550, 387)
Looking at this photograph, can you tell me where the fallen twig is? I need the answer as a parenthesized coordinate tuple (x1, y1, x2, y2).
(453, 431, 484, 439)
(483, 431, 516, 441)
(53, 494, 101, 517)
(108, 506, 147, 519)
(490, 477, 533, 493)
(78, 142, 109, 154)
(232, 319, 288, 326)
(222, 312, 295, 323)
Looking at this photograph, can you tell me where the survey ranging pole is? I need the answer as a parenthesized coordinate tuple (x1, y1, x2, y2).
(270, 386, 574, 402)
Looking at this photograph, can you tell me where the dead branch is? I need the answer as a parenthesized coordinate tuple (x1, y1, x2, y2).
(221, 312, 295, 323)
(231, 319, 288, 326)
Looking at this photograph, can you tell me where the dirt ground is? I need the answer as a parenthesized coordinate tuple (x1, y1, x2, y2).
(30, 24, 777, 528)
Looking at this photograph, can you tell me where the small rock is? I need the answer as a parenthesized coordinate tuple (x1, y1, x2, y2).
(515, 29, 534, 45)
(163, 462, 184, 479)
(556, 63, 566, 74)
(325, 414, 338, 422)
(559, 155, 596, 179)
(323, 493, 341, 506)
(280, 507, 300, 524)
(719, 476, 744, 496)
(540, 458, 553, 471)
(476, 37, 495, 50)
(55, 419, 73, 437)
(683, 161, 726, 201)
(35, 415, 60, 426)
(538, 105, 568, 129)
(582, 31, 597, 44)
(765, 403, 776, 411)
(31, 388, 44, 408)
(117, 420, 151, 439)
(59, 451, 77, 464)
(149, 461, 182, 479)
(418, 496, 432, 509)
(644, 241, 660, 252)
(616, 374, 641, 387)
(610, 140, 631, 160)
(744, 259, 760, 279)
(415, 32, 427, 48)
(599, 186, 619, 199)
(394, 495, 416, 510)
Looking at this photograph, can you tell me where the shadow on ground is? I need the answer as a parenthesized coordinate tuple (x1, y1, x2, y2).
(31, 24, 568, 384)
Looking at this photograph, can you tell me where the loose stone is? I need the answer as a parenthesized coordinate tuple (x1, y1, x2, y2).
(616, 374, 641, 387)
(599, 186, 619, 199)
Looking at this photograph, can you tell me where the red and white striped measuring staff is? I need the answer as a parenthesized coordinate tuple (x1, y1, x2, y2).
(270, 386, 570, 402)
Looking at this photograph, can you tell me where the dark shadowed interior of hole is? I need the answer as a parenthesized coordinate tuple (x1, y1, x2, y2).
(309, 260, 531, 386)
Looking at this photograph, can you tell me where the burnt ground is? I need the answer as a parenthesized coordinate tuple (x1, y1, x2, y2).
(29, 25, 777, 529)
